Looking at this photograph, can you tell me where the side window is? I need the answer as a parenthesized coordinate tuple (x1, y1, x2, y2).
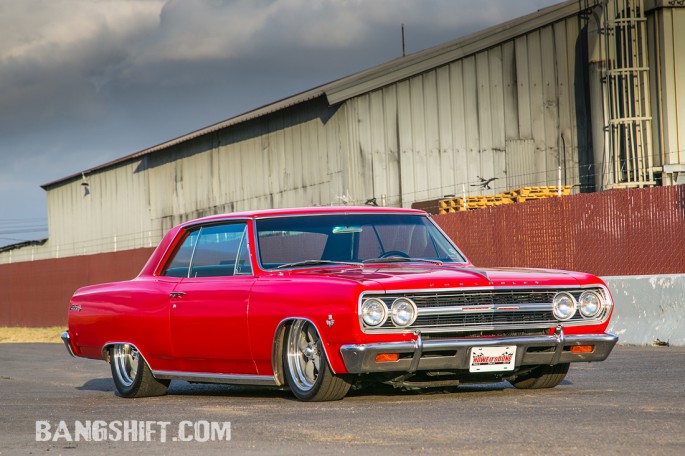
(163, 230, 200, 277)
(234, 229, 253, 275)
(189, 223, 247, 277)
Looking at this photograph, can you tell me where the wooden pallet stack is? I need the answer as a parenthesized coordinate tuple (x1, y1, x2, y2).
(438, 185, 572, 214)
(513, 185, 571, 202)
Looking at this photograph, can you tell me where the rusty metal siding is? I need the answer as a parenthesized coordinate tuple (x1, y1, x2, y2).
(344, 14, 589, 206)
(434, 184, 685, 276)
(0, 248, 154, 327)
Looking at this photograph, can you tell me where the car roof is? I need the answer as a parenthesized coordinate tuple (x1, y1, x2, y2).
(182, 206, 426, 227)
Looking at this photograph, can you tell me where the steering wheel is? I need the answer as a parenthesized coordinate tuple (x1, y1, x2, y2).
(379, 250, 410, 259)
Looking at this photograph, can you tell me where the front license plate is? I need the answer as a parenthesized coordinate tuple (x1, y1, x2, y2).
(469, 346, 516, 373)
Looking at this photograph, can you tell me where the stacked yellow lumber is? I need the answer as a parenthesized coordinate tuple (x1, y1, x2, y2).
(437, 185, 572, 214)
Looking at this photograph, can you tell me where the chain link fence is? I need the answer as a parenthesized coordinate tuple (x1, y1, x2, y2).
(433, 185, 685, 276)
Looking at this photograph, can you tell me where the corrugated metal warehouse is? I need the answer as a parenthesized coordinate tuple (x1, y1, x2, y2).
(2, 0, 684, 264)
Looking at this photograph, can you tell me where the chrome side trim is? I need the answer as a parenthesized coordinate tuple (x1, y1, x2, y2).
(152, 370, 278, 386)
(419, 303, 551, 315)
(339, 332, 618, 374)
(60, 331, 75, 357)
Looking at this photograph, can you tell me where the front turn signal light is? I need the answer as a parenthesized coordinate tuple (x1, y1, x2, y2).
(375, 353, 400, 363)
(570, 345, 594, 353)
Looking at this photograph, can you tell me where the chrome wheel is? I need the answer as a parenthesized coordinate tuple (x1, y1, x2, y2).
(282, 320, 351, 401)
(286, 320, 321, 392)
(108, 343, 169, 398)
(112, 344, 140, 388)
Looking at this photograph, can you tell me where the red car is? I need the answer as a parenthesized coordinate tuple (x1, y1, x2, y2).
(62, 207, 617, 401)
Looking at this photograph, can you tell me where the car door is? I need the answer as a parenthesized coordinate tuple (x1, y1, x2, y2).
(164, 222, 257, 375)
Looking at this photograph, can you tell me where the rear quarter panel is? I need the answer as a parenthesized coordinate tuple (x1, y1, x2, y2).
(68, 278, 178, 371)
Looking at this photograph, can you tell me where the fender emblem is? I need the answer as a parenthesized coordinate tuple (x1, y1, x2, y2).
(70, 304, 82, 312)
(326, 315, 335, 328)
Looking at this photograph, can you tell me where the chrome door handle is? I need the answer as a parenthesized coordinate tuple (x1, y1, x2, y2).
(170, 292, 186, 299)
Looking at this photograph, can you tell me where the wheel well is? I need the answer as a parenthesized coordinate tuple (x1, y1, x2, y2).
(101, 342, 144, 366)
(271, 318, 336, 386)
(271, 322, 290, 386)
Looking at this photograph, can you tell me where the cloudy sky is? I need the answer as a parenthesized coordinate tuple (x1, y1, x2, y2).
(0, 0, 560, 246)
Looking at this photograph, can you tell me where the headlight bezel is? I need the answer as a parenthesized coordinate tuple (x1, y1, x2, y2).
(553, 291, 577, 321)
(361, 298, 388, 327)
(578, 290, 603, 319)
(390, 297, 418, 327)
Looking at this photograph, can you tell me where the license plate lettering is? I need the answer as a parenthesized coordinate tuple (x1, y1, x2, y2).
(469, 346, 516, 372)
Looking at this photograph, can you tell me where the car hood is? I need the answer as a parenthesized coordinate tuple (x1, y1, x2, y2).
(286, 263, 596, 291)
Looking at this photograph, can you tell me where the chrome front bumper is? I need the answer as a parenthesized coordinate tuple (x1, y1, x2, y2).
(61, 331, 76, 357)
(340, 328, 618, 374)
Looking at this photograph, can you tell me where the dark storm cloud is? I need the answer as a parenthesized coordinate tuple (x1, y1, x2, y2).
(0, 0, 561, 244)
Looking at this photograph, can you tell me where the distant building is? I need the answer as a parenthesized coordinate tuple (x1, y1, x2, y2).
(2, 0, 683, 264)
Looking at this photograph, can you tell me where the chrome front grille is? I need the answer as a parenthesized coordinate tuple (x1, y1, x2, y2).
(360, 287, 611, 333)
(409, 290, 555, 308)
(412, 310, 553, 327)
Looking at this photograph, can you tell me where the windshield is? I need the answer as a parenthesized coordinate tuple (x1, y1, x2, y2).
(255, 213, 466, 269)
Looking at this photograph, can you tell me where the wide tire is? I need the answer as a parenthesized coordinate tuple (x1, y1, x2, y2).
(109, 344, 170, 398)
(510, 363, 570, 389)
(283, 320, 351, 402)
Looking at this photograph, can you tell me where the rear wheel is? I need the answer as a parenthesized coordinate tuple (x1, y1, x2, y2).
(510, 363, 570, 389)
(109, 344, 169, 398)
(283, 320, 351, 401)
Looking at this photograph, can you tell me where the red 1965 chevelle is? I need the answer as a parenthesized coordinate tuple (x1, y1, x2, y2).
(62, 207, 618, 401)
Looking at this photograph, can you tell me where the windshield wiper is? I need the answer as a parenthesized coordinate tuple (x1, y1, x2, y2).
(275, 260, 364, 269)
(362, 257, 443, 265)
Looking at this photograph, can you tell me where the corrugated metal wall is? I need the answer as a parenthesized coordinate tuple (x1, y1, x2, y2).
(344, 14, 591, 206)
(44, 160, 158, 258)
(649, 5, 685, 178)
(144, 100, 350, 233)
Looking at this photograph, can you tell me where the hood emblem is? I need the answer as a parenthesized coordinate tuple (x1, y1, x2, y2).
(70, 304, 82, 312)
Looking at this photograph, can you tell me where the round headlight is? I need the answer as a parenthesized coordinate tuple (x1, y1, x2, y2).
(579, 291, 602, 318)
(390, 298, 417, 327)
(361, 298, 387, 327)
(553, 292, 577, 321)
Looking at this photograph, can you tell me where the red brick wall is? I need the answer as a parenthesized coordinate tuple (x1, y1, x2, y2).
(434, 185, 685, 276)
(0, 248, 154, 327)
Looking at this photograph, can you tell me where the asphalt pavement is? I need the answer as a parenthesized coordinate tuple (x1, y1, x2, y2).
(0, 343, 683, 455)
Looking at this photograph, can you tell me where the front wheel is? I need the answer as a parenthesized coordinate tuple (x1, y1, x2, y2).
(510, 363, 570, 389)
(109, 344, 169, 398)
(283, 320, 351, 401)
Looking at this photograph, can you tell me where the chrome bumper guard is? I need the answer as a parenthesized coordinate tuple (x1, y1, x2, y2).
(61, 331, 76, 357)
(340, 327, 618, 374)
